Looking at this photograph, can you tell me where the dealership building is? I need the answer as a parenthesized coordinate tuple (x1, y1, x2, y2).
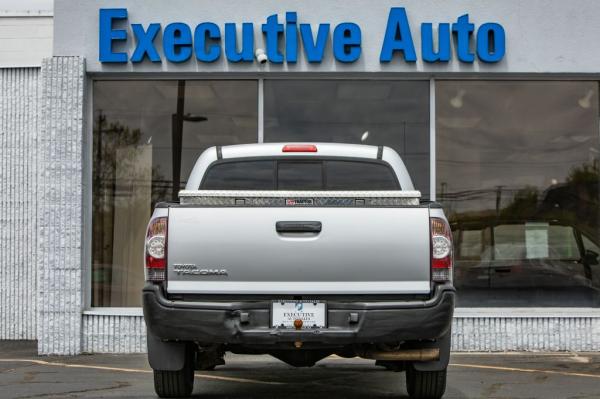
(1, 0, 600, 355)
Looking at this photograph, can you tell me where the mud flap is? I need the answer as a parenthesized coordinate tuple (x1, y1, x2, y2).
(411, 331, 451, 372)
(147, 332, 187, 371)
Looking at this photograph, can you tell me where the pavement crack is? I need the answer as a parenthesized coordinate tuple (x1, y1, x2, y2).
(14, 381, 131, 399)
(481, 382, 503, 397)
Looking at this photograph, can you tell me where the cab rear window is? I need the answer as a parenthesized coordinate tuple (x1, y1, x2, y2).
(201, 159, 400, 190)
(201, 160, 274, 190)
(278, 162, 322, 190)
(326, 161, 399, 190)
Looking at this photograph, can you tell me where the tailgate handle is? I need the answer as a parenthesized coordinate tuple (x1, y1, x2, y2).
(276, 221, 322, 233)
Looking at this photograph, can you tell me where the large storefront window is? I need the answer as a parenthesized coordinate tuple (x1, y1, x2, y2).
(264, 80, 431, 197)
(92, 78, 600, 309)
(92, 80, 258, 306)
(437, 81, 600, 307)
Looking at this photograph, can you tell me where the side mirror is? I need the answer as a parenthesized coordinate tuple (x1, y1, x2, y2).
(584, 249, 599, 266)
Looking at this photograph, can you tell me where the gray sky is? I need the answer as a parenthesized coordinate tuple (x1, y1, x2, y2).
(0, 0, 53, 11)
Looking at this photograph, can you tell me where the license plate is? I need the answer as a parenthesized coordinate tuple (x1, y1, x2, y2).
(271, 301, 326, 329)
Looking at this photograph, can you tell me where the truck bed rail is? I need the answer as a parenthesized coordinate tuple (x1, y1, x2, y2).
(178, 190, 422, 207)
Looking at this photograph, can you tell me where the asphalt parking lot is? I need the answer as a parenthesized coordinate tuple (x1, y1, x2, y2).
(1, 341, 599, 399)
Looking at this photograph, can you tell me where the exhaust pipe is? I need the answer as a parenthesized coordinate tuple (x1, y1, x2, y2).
(359, 348, 440, 362)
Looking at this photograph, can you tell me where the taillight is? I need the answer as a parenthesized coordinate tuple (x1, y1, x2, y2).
(282, 144, 318, 153)
(145, 217, 167, 282)
(430, 217, 453, 282)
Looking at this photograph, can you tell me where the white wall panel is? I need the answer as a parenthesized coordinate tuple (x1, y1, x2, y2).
(0, 16, 53, 68)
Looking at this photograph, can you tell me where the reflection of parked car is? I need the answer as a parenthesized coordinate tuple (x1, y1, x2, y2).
(452, 220, 600, 306)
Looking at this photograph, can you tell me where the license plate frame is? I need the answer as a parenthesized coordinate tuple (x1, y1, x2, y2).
(271, 300, 327, 329)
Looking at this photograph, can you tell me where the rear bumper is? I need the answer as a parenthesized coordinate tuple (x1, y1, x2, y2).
(143, 283, 455, 346)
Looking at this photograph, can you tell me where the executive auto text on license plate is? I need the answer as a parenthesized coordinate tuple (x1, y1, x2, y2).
(271, 301, 326, 329)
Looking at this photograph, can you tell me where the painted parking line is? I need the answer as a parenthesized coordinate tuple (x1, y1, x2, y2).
(328, 355, 600, 379)
(0, 359, 285, 385)
(2, 358, 599, 383)
(449, 363, 600, 379)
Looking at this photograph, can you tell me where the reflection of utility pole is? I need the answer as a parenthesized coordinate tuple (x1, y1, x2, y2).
(495, 185, 504, 216)
(95, 112, 104, 189)
(402, 121, 406, 157)
(171, 80, 207, 201)
(172, 81, 185, 201)
(440, 182, 447, 201)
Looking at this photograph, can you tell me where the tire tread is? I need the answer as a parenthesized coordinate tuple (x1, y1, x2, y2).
(406, 366, 447, 399)
(153, 348, 194, 398)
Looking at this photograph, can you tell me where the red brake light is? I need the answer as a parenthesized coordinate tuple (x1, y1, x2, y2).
(282, 144, 318, 153)
(430, 217, 453, 282)
(145, 217, 167, 282)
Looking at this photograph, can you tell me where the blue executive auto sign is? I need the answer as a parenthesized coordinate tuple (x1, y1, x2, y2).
(99, 8, 505, 64)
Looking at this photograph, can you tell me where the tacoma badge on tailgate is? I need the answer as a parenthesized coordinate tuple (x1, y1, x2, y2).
(173, 264, 228, 276)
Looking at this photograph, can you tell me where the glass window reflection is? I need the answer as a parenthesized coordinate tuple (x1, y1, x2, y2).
(92, 80, 258, 306)
(264, 80, 430, 197)
(437, 81, 600, 307)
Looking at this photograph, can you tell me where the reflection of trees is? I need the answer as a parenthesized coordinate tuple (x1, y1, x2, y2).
(499, 186, 538, 220)
(93, 114, 141, 304)
(441, 160, 600, 244)
(92, 113, 167, 306)
(539, 161, 599, 239)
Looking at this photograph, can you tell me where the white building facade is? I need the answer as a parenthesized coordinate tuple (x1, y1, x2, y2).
(1, 0, 600, 354)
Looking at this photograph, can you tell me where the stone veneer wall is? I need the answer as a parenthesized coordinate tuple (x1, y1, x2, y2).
(0, 67, 40, 340)
(452, 315, 600, 351)
(81, 313, 600, 353)
(37, 57, 85, 355)
(82, 314, 147, 353)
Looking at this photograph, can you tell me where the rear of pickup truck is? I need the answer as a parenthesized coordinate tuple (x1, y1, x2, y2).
(143, 143, 455, 399)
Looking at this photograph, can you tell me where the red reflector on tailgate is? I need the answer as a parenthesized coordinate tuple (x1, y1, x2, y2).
(282, 144, 318, 153)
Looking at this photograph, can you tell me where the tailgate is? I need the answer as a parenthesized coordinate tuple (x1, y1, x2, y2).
(167, 191, 431, 295)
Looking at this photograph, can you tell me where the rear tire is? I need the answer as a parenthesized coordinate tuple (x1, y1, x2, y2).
(153, 347, 194, 398)
(406, 365, 447, 399)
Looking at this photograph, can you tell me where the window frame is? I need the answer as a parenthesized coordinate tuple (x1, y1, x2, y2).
(85, 76, 600, 314)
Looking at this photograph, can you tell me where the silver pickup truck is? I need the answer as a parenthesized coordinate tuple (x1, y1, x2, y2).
(143, 143, 455, 399)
